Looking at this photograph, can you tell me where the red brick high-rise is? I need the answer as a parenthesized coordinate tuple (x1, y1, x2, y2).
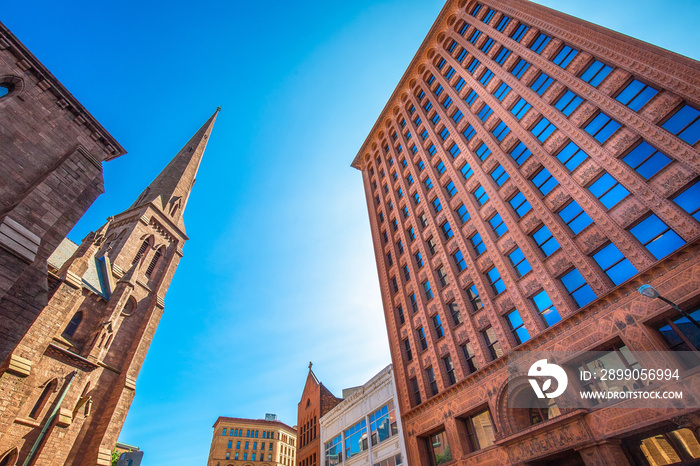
(0, 107, 218, 465)
(352, 0, 700, 464)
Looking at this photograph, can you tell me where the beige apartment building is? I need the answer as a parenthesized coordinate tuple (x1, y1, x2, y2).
(208, 415, 297, 466)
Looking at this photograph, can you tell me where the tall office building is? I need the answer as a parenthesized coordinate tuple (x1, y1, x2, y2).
(351, 0, 700, 464)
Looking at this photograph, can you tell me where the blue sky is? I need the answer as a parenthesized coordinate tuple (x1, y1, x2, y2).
(3, 0, 699, 464)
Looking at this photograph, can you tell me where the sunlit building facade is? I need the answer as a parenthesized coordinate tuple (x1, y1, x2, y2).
(320, 365, 407, 466)
(352, 0, 700, 464)
(207, 416, 297, 466)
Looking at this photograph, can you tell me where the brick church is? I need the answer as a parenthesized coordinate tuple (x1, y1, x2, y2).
(0, 20, 218, 465)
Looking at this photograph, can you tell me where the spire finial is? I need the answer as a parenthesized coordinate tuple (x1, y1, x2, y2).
(308, 361, 313, 370)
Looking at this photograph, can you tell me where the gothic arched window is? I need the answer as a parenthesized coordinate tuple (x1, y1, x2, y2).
(146, 246, 165, 277)
(132, 238, 152, 265)
(29, 378, 58, 419)
(62, 311, 83, 339)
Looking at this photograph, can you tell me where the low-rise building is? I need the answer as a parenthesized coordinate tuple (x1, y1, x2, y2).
(320, 365, 407, 466)
(208, 416, 297, 466)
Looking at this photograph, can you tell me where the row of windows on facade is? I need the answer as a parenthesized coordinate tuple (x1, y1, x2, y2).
(298, 452, 316, 466)
(222, 451, 275, 462)
(324, 401, 398, 465)
(224, 440, 275, 451)
(368, 0, 699, 276)
(221, 427, 280, 441)
(299, 415, 317, 448)
(407, 300, 700, 409)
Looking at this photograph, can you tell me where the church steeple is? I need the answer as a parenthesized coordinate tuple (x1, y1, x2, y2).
(130, 107, 219, 227)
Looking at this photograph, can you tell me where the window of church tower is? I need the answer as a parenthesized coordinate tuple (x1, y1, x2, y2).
(29, 378, 58, 419)
(62, 311, 83, 338)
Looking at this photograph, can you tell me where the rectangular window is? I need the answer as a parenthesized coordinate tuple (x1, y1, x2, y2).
(509, 191, 531, 217)
(478, 104, 493, 122)
(404, 338, 413, 361)
(482, 8, 495, 23)
(462, 341, 478, 373)
(397, 305, 405, 325)
(496, 15, 511, 32)
(397, 240, 404, 255)
(616, 79, 658, 111)
(410, 293, 419, 312)
(561, 268, 596, 307)
(592, 242, 638, 285)
(425, 100, 433, 112)
(369, 401, 398, 446)
(465, 89, 479, 105)
(433, 314, 445, 338)
(506, 309, 530, 344)
(468, 57, 481, 73)
(469, 29, 482, 44)
(461, 162, 474, 180)
(466, 284, 483, 311)
(474, 185, 489, 205)
(441, 221, 453, 240)
(511, 58, 530, 79)
(410, 144, 418, 155)
(556, 141, 588, 172)
(432, 197, 442, 213)
(410, 377, 421, 406)
(552, 44, 579, 68)
(419, 213, 429, 228)
(622, 141, 671, 179)
(426, 367, 439, 396)
(439, 127, 450, 140)
(482, 327, 503, 360)
(437, 266, 448, 287)
(421, 128, 429, 140)
(445, 181, 457, 197)
(425, 177, 433, 190)
(444, 355, 456, 386)
(629, 214, 685, 260)
(492, 120, 511, 141)
(531, 72, 554, 95)
(415, 251, 424, 268)
(490, 213, 508, 237)
(481, 38, 495, 54)
(452, 109, 463, 124)
(487, 267, 506, 294)
(580, 59, 612, 87)
(431, 113, 441, 125)
(575, 343, 643, 403)
(454, 77, 466, 92)
(532, 224, 559, 256)
(445, 66, 455, 80)
(508, 247, 531, 277)
(655, 308, 700, 354)
(588, 173, 629, 209)
(417, 159, 425, 171)
(585, 112, 621, 143)
(495, 46, 511, 65)
(475, 142, 491, 162)
(418, 327, 428, 350)
(511, 98, 531, 120)
(661, 104, 700, 145)
(453, 249, 467, 272)
(673, 180, 700, 220)
(531, 118, 557, 142)
(424, 280, 434, 300)
(480, 69, 494, 86)
(493, 83, 511, 101)
(403, 264, 411, 281)
(463, 123, 476, 140)
(413, 192, 420, 205)
(555, 90, 583, 116)
(448, 142, 461, 158)
(510, 141, 532, 165)
(471, 232, 486, 255)
(559, 199, 592, 234)
(344, 419, 368, 459)
(491, 164, 510, 186)
(458, 22, 470, 36)
(456, 203, 470, 224)
(427, 237, 437, 255)
(530, 32, 551, 53)
(532, 167, 559, 196)
(391, 277, 399, 294)
(511, 23, 529, 42)
(532, 290, 562, 327)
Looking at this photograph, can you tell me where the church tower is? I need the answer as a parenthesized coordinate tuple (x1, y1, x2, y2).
(0, 109, 218, 465)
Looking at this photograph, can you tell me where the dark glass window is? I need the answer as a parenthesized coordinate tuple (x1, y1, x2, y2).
(404, 339, 413, 361)
(556, 141, 589, 172)
(530, 33, 551, 53)
(456, 204, 470, 223)
(478, 104, 493, 122)
(445, 181, 457, 198)
(511, 58, 530, 78)
(493, 83, 511, 101)
(580, 59, 612, 87)
(622, 141, 671, 179)
(455, 77, 466, 91)
(476, 142, 491, 162)
(482, 327, 503, 360)
(480, 69, 494, 86)
(673, 180, 700, 221)
(418, 327, 428, 350)
(449, 142, 461, 157)
(441, 221, 454, 240)
(461, 162, 474, 180)
(531, 118, 557, 142)
(462, 341, 478, 373)
(487, 267, 506, 294)
(554, 90, 583, 116)
(463, 124, 476, 140)
(511, 23, 529, 42)
(510, 141, 532, 165)
(466, 284, 483, 311)
(474, 186, 489, 205)
(495, 47, 511, 65)
(661, 104, 700, 145)
(531, 73, 554, 95)
(492, 121, 511, 141)
(490, 213, 508, 237)
(433, 314, 445, 339)
(453, 250, 467, 272)
(496, 16, 511, 32)
(444, 355, 456, 386)
(532, 167, 559, 196)
(471, 233, 486, 255)
(432, 197, 442, 213)
(465, 89, 479, 105)
(552, 45, 579, 68)
(511, 98, 531, 120)
(491, 164, 510, 186)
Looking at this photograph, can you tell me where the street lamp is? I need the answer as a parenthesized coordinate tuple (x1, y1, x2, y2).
(638, 284, 700, 330)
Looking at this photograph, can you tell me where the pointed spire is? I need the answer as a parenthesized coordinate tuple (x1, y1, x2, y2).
(130, 108, 219, 227)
